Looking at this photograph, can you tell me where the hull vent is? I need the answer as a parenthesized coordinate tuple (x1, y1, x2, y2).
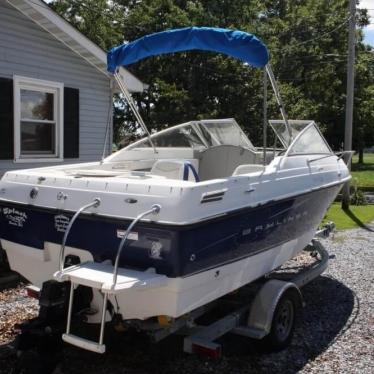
(201, 189, 227, 204)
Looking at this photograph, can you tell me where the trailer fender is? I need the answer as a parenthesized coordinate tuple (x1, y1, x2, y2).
(247, 279, 302, 337)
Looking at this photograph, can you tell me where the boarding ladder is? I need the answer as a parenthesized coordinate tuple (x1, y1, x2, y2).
(53, 200, 165, 353)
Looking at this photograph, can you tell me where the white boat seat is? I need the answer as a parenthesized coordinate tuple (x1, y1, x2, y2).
(197, 145, 257, 180)
(232, 164, 265, 175)
(150, 160, 200, 182)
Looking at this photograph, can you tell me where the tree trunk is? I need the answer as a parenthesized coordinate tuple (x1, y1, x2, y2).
(341, 182, 351, 210)
(358, 147, 364, 164)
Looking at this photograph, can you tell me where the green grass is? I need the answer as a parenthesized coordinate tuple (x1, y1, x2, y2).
(324, 153, 374, 230)
(323, 202, 374, 230)
(351, 153, 374, 189)
(352, 153, 374, 164)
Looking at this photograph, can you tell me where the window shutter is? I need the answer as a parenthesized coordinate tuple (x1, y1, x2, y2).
(64, 87, 79, 158)
(0, 77, 14, 160)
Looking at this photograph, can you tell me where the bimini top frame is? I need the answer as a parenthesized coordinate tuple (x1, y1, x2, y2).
(107, 27, 292, 152)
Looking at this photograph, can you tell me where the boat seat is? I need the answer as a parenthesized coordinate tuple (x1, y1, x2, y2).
(232, 164, 265, 175)
(150, 160, 200, 182)
(196, 145, 257, 180)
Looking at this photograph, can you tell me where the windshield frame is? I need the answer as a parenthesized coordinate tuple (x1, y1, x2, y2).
(124, 118, 255, 151)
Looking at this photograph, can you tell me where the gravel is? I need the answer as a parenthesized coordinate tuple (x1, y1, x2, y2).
(0, 286, 38, 345)
(0, 225, 373, 373)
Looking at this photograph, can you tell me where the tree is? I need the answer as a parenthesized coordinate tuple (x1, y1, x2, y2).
(117, 0, 267, 142)
(49, 0, 373, 153)
(50, 0, 125, 50)
(119, 0, 373, 150)
(354, 49, 374, 163)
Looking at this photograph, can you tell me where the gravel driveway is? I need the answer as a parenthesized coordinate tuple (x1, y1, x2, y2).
(0, 225, 373, 373)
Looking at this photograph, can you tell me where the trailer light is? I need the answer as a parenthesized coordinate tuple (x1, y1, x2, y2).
(157, 315, 173, 326)
(25, 285, 40, 299)
(192, 343, 222, 360)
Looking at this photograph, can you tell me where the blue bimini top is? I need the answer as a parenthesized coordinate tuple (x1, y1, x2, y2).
(107, 27, 269, 73)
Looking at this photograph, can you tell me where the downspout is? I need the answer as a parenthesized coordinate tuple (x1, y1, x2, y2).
(108, 77, 114, 156)
(100, 77, 114, 163)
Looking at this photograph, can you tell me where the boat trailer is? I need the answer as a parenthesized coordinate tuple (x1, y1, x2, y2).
(13, 223, 334, 373)
(138, 224, 333, 358)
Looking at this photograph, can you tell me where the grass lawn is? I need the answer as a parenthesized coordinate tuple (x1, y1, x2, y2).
(323, 202, 374, 230)
(351, 153, 374, 189)
(321, 153, 374, 230)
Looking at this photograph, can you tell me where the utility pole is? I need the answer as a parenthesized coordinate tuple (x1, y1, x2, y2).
(341, 0, 356, 210)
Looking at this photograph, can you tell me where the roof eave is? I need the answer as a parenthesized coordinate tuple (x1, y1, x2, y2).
(6, 0, 145, 92)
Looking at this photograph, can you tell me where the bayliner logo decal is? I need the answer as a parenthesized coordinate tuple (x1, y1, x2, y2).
(242, 210, 308, 236)
(2, 207, 28, 227)
(54, 214, 70, 233)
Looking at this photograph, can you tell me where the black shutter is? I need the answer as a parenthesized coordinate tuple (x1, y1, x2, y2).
(63, 87, 79, 158)
(0, 77, 14, 160)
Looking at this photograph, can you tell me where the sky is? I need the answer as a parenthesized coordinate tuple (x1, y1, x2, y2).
(359, 0, 374, 46)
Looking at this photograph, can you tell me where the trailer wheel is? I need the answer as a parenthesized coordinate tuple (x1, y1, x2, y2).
(262, 289, 299, 352)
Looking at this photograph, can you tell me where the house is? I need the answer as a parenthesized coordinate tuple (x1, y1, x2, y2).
(0, 0, 144, 176)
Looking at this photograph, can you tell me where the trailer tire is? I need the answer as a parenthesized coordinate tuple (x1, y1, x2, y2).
(261, 289, 299, 352)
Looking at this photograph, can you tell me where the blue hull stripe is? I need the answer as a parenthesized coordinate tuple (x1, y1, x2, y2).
(0, 185, 341, 277)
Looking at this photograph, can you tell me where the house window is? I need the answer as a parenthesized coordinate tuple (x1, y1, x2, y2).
(14, 76, 63, 162)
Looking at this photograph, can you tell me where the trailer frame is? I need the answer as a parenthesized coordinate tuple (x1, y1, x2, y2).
(129, 223, 334, 358)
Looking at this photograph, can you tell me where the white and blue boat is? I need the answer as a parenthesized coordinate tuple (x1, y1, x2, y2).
(0, 27, 350, 353)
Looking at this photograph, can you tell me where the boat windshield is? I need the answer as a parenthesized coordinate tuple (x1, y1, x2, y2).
(197, 120, 254, 148)
(288, 124, 332, 155)
(126, 119, 255, 150)
(269, 120, 332, 155)
(269, 120, 312, 148)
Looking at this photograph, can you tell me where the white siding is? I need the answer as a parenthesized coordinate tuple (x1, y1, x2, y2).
(0, 2, 112, 175)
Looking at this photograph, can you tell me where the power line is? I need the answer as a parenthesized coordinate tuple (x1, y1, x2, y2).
(183, 58, 349, 81)
(291, 16, 351, 47)
(262, 13, 350, 39)
(34, 0, 356, 45)
(27, 1, 374, 69)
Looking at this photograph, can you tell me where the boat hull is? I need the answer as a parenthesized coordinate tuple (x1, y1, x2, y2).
(1, 183, 341, 278)
(1, 227, 317, 320)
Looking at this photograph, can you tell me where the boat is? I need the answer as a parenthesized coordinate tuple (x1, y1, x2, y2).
(0, 27, 350, 353)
